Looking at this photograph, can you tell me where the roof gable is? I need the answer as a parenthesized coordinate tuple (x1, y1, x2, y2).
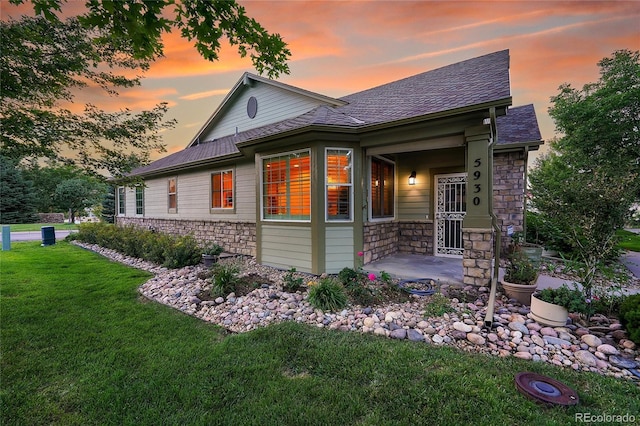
(130, 50, 534, 177)
(187, 73, 346, 147)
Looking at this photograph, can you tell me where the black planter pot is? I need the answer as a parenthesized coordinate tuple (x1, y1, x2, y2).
(202, 254, 218, 267)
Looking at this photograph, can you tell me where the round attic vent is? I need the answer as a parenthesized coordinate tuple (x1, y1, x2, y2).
(247, 96, 258, 119)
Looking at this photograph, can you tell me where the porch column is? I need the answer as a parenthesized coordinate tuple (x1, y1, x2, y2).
(463, 125, 494, 286)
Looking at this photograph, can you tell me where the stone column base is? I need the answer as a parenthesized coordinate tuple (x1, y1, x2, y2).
(462, 227, 494, 286)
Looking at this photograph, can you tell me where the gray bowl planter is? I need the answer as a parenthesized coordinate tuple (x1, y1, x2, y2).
(530, 293, 569, 327)
(501, 280, 538, 305)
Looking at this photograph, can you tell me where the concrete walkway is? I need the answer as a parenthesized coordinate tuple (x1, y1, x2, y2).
(365, 252, 640, 294)
(3, 230, 75, 242)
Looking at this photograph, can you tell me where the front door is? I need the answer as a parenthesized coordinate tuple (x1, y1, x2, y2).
(435, 173, 466, 257)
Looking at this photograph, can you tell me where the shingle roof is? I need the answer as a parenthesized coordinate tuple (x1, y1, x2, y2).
(338, 50, 511, 125)
(496, 104, 542, 145)
(131, 50, 529, 177)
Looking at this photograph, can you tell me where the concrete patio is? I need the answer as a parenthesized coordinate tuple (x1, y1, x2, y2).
(364, 252, 640, 294)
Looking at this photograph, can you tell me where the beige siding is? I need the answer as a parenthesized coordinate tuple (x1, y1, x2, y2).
(396, 149, 465, 220)
(139, 161, 256, 221)
(397, 153, 431, 220)
(261, 225, 312, 272)
(325, 227, 354, 274)
(202, 83, 323, 141)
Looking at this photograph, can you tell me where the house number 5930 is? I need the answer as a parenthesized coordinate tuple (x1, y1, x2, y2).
(472, 158, 481, 206)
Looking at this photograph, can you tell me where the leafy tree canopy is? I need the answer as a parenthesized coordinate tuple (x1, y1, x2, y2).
(9, 0, 291, 77)
(55, 177, 106, 224)
(2, 0, 290, 178)
(529, 50, 640, 295)
(549, 49, 640, 181)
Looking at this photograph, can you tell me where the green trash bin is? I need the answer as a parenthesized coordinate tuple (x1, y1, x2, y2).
(41, 226, 56, 246)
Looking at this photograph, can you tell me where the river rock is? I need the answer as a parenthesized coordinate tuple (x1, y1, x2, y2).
(574, 350, 598, 367)
(508, 321, 529, 335)
(407, 329, 424, 342)
(544, 336, 572, 347)
(390, 328, 407, 340)
(540, 327, 557, 337)
(514, 351, 533, 360)
(608, 355, 637, 369)
(581, 334, 602, 348)
(596, 344, 619, 355)
(467, 333, 486, 345)
(453, 321, 472, 333)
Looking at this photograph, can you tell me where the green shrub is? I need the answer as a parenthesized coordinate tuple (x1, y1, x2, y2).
(619, 294, 640, 344)
(283, 268, 303, 292)
(338, 267, 360, 286)
(202, 243, 224, 256)
(142, 233, 171, 265)
(210, 263, 240, 298)
(308, 278, 348, 312)
(73, 223, 202, 269)
(162, 235, 201, 269)
(535, 285, 587, 314)
(424, 293, 455, 318)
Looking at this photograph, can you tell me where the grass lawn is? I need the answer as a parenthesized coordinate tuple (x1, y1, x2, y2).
(618, 229, 640, 252)
(1, 223, 78, 232)
(2, 242, 638, 425)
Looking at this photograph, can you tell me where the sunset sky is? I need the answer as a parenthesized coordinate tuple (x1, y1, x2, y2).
(3, 1, 640, 164)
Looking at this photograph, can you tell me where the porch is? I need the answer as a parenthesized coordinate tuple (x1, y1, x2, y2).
(364, 253, 465, 286)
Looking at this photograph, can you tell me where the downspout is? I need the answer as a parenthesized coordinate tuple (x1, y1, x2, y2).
(484, 107, 502, 328)
(522, 145, 530, 240)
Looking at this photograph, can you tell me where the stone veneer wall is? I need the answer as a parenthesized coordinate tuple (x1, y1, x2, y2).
(363, 222, 398, 264)
(116, 217, 256, 256)
(462, 227, 494, 286)
(397, 221, 434, 255)
(493, 151, 525, 254)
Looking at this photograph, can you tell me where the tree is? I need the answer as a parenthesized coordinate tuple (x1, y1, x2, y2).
(15, 0, 292, 77)
(21, 162, 86, 213)
(101, 185, 116, 223)
(54, 177, 106, 224)
(549, 49, 640, 190)
(529, 50, 640, 298)
(1, 15, 172, 177)
(2, 0, 290, 177)
(0, 156, 38, 224)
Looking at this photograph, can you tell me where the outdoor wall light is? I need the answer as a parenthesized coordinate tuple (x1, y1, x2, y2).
(409, 171, 417, 185)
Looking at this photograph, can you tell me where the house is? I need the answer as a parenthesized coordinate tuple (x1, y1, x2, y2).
(118, 50, 543, 286)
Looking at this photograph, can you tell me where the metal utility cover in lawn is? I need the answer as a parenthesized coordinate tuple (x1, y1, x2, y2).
(515, 372, 579, 407)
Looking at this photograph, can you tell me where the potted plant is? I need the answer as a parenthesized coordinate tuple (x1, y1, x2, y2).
(201, 243, 223, 267)
(501, 248, 539, 305)
(530, 284, 586, 327)
(512, 231, 543, 264)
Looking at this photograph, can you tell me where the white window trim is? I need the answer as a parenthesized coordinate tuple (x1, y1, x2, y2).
(325, 147, 354, 223)
(260, 148, 312, 223)
(168, 177, 177, 214)
(117, 186, 126, 216)
(135, 186, 144, 217)
(368, 155, 396, 222)
(210, 168, 235, 213)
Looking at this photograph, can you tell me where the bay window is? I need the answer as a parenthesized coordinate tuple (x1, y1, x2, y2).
(326, 148, 353, 221)
(262, 150, 311, 221)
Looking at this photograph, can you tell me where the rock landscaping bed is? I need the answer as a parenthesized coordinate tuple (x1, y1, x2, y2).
(74, 241, 640, 383)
